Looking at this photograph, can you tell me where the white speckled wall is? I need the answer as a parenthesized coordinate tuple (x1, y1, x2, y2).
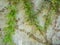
(0, 0, 60, 45)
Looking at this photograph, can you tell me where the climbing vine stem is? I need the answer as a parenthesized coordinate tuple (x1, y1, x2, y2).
(22, 0, 45, 36)
(23, 0, 42, 26)
(3, 0, 20, 45)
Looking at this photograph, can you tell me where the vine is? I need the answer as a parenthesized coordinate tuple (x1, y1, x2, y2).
(3, 0, 20, 45)
(44, 0, 60, 32)
(43, 0, 60, 45)
(2, 0, 60, 45)
(23, 0, 60, 45)
(3, 5, 17, 45)
(22, 0, 44, 32)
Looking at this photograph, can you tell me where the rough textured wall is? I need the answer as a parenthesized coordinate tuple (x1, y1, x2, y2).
(0, 0, 60, 45)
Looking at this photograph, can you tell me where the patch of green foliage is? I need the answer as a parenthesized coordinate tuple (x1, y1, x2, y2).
(3, 0, 21, 44)
(22, 0, 60, 44)
(44, 0, 60, 31)
(3, 5, 17, 45)
(22, 0, 44, 32)
(49, 0, 60, 12)
(23, 0, 37, 25)
(44, 14, 52, 31)
(23, 0, 60, 32)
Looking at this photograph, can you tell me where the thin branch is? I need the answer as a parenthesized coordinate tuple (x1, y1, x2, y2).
(19, 29, 46, 44)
